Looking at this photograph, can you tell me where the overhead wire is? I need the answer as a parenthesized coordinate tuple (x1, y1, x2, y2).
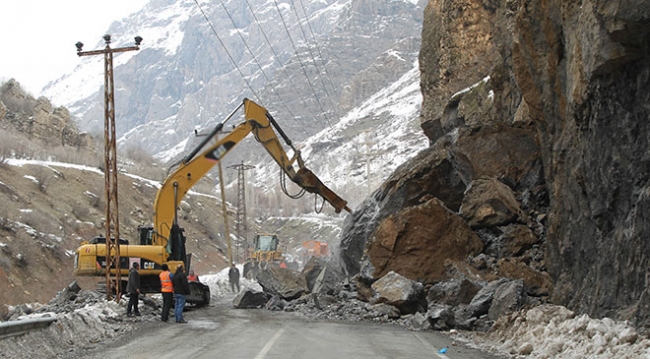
(217, 0, 311, 137)
(242, 0, 324, 136)
(271, 0, 335, 130)
(294, 0, 342, 109)
(192, 0, 362, 204)
(289, 0, 339, 118)
(192, 0, 260, 102)
(284, 0, 356, 144)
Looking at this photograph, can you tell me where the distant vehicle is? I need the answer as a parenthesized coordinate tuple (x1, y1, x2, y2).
(301, 240, 330, 263)
(243, 233, 285, 279)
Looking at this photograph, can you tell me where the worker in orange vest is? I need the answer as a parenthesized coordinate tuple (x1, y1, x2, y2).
(159, 264, 174, 322)
(279, 261, 287, 269)
(187, 269, 199, 282)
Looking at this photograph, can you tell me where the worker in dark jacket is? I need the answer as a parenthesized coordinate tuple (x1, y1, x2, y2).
(171, 264, 190, 323)
(126, 262, 141, 317)
(228, 263, 240, 293)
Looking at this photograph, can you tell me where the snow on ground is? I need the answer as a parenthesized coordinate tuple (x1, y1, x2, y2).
(454, 304, 650, 358)
(200, 264, 261, 296)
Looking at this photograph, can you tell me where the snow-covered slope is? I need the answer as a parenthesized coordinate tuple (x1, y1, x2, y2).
(251, 60, 428, 210)
(43, 0, 426, 168)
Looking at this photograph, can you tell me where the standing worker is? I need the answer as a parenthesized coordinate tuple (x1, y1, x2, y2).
(188, 269, 199, 282)
(228, 263, 240, 293)
(159, 264, 173, 322)
(171, 264, 190, 323)
(126, 262, 141, 317)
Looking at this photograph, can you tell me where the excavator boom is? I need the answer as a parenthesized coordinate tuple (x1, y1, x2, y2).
(152, 98, 350, 249)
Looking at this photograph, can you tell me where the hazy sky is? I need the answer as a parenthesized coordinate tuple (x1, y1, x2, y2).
(0, 0, 148, 96)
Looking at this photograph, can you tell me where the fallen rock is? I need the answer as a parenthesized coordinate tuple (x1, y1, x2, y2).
(266, 296, 287, 311)
(370, 303, 402, 319)
(312, 263, 344, 295)
(460, 177, 524, 228)
(427, 278, 481, 306)
(257, 266, 308, 300)
(487, 279, 525, 320)
(496, 258, 552, 297)
(367, 198, 483, 283)
(468, 278, 507, 318)
(427, 304, 457, 330)
(233, 289, 270, 309)
(302, 257, 326, 291)
(371, 271, 427, 315)
(410, 311, 432, 331)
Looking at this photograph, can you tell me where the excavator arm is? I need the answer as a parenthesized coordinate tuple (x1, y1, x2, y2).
(152, 98, 350, 250)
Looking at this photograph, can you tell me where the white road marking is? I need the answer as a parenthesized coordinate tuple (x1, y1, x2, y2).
(254, 327, 286, 359)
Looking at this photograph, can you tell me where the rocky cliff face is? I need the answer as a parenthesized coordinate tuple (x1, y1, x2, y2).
(511, 0, 650, 328)
(340, 0, 650, 332)
(1, 80, 92, 149)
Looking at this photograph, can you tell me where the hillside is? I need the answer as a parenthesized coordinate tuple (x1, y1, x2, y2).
(0, 81, 344, 306)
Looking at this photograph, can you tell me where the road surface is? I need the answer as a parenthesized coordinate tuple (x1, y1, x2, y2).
(84, 295, 505, 359)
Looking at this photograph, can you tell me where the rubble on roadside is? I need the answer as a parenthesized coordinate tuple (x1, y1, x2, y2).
(0, 281, 162, 358)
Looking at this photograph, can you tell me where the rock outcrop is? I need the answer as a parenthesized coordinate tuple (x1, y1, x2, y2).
(341, 0, 650, 333)
(0, 80, 92, 149)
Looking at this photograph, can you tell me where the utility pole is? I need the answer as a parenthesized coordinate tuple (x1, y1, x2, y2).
(76, 34, 142, 301)
(228, 161, 255, 263)
(217, 163, 233, 265)
(194, 127, 235, 265)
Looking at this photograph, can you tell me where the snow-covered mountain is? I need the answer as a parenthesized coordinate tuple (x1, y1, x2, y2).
(43, 0, 427, 211)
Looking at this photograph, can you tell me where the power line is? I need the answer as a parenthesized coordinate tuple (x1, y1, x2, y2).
(192, 0, 260, 102)
(272, 0, 334, 129)
(289, 0, 339, 117)
(294, 0, 342, 108)
(217, 0, 310, 137)
(242, 0, 323, 134)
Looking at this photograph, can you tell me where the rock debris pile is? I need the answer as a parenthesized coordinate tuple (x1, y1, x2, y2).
(235, 258, 650, 358)
(0, 281, 160, 358)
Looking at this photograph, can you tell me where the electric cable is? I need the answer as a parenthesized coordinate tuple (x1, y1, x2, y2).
(218, 0, 310, 137)
(192, 0, 260, 102)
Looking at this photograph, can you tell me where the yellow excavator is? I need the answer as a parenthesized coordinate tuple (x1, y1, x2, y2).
(73, 98, 351, 306)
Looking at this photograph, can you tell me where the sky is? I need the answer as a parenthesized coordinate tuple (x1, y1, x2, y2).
(0, 0, 149, 96)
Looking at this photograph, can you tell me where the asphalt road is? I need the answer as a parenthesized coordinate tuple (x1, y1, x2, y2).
(84, 296, 505, 359)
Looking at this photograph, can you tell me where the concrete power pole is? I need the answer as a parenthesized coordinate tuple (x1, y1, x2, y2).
(76, 34, 142, 301)
(228, 161, 254, 263)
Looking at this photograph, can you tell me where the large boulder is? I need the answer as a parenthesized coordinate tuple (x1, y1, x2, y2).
(339, 145, 467, 277)
(233, 289, 269, 309)
(488, 279, 526, 320)
(496, 258, 552, 297)
(302, 256, 327, 291)
(257, 266, 308, 300)
(460, 177, 526, 228)
(467, 278, 508, 318)
(367, 198, 483, 283)
(312, 263, 344, 295)
(426, 304, 457, 331)
(371, 271, 427, 315)
(427, 278, 481, 307)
